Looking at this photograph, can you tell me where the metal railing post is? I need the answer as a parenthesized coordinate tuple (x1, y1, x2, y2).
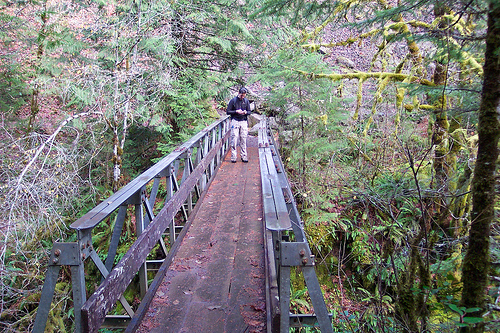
(71, 261, 86, 333)
(133, 188, 148, 297)
(32, 265, 61, 332)
(33, 238, 87, 333)
(279, 263, 291, 333)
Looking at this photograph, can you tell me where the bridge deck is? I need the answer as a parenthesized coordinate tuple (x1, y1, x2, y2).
(135, 144, 266, 333)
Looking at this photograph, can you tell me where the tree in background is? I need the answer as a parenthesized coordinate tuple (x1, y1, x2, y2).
(460, 1, 500, 332)
(0, 1, 30, 114)
(156, 0, 252, 147)
(252, 0, 498, 331)
(1, 0, 498, 330)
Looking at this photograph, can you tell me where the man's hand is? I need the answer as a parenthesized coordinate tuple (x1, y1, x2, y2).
(236, 109, 245, 115)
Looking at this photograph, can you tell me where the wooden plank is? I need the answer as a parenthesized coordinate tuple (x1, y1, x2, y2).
(224, 167, 266, 332)
(264, 126, 305, 241)
(258, 119, 269, 147)
(259, 148, 279, 230)
(264, 152, 290, 226)
(80, 131, 229, 333)
(132, 147, 265, 333)
(89, 250, 134, 317)
(259, 145, 291, 231)
(123, 146, 224, 333)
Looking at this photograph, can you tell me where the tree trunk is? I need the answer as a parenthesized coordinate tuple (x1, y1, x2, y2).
(27, 4, 49, 134)
(431, 1, 454, 234)
(459, 2, 500, 332)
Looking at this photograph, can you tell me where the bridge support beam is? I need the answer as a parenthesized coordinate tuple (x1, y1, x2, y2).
(279, 265, 291, 332)
(32, 237, 89, 333)
(32, 265, 61, 333)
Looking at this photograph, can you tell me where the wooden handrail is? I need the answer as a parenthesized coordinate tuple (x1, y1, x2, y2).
(71, 116, 230, 231)
(33, 116, 231, 333)
(81, 130, 230, 332)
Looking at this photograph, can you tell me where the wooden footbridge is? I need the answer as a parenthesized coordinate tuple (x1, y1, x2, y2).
(33, 116, 333, 333)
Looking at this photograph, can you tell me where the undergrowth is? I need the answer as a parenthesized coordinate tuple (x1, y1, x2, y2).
(280, 110, 500, 332)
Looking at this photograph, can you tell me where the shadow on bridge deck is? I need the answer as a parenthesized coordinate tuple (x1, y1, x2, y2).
(134, 144, 266, 333)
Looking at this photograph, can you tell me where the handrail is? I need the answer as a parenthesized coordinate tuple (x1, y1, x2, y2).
(34, 115, 333, 333)
(259, 117, 333, 333)
(70, 116, 230, 231)
(33, 116, 231, 333)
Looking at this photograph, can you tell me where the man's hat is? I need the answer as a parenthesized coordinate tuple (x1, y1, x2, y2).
(239, 87, 248, 94)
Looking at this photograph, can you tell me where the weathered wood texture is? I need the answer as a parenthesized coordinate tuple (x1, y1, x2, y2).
(80, 131, 229, 333)
(132, 146, 266, 333)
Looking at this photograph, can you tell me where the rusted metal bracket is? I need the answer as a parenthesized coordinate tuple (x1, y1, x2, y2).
(49, 242, 81, 266)
(280, 242, 315, 267)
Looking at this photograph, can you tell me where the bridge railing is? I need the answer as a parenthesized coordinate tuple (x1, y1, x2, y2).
(33, 116, 231, 333)
(258, 117, 333, 333)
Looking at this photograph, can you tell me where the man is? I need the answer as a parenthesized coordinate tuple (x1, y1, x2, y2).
(227, 87, 251, 163)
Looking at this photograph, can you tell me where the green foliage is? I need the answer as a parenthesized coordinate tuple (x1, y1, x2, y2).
(0, 0, 259, 328)
(276, 108, 475, 331)
(250, 0, 332, 25)
(261, 0, 494, 331)
(290, 286, 312, 313)
(256, 46, 340, 116)
(123, 125, 163, 175)
(0, 0, 497, 331)
(0, 63, 28, 114)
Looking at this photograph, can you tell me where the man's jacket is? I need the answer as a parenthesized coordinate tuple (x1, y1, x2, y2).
(227, 96, 251, 121)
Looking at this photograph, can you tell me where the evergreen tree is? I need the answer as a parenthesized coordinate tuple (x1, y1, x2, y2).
(460, 1, 500, 332)
(0, 0, 256, 330)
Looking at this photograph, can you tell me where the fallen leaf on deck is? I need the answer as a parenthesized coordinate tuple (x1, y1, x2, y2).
(208, 305, 222, 310)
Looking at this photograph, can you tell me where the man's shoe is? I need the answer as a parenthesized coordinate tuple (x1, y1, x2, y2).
(242, 159, 248, 163)
(231, 160, 237, 163)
